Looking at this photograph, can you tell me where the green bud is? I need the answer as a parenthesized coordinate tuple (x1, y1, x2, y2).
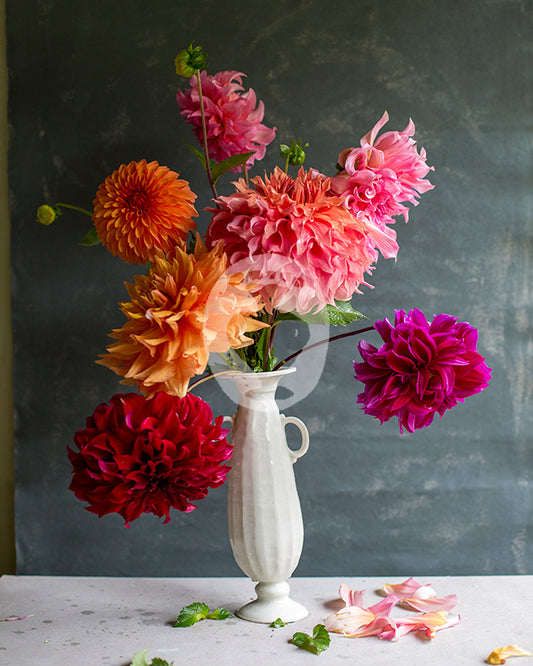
(279, 138, 309, 167)
(36, 204, 60, 225)
(175, 43, 208, 77)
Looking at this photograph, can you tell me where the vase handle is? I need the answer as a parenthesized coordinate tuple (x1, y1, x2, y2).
(281, 415, 309, 462)
(222, 415, 235, 432)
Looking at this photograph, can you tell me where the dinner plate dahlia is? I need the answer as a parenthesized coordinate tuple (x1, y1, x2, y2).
(68, 392, 232, 526)
(353, 309, 491, 433)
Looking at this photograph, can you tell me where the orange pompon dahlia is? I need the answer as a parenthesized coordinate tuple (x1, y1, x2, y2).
(92, 159, 198, 264)
(97, 237, 266, 397)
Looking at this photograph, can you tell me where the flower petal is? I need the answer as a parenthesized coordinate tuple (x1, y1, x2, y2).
(486, 645, 533, 664)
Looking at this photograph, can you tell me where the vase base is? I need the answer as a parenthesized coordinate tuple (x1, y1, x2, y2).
(236, 581, 309, 624)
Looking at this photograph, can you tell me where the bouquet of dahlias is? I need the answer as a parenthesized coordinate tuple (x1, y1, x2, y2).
(38, 43, 491, 526)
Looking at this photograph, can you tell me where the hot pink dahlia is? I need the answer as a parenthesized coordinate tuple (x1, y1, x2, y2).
(177, 70, 276, 170)
(330, 112, 434, 260)
(353, 309, 491, 433)
(206, 166, 376, 315)
(68, 392, 232, 526)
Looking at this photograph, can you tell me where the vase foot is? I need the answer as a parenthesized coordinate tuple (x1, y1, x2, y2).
(236, 581, 308, 624)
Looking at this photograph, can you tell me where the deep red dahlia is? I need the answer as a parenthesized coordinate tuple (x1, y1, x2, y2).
(353, 309, 491, 433)
(68, 392, 232, 526)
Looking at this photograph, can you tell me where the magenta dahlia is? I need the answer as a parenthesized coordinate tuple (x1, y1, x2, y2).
(353, 309, 491, 433)
(177, 70, 276, 170)
(68, 392, 232, 526)
(330, 112, 434, 261)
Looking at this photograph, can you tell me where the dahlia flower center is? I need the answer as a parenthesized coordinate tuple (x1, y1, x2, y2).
(126, 190, 151, 214)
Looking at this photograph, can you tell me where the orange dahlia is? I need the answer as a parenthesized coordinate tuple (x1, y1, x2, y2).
(97, 237, 266, 397)
(92, 159, 198, 264)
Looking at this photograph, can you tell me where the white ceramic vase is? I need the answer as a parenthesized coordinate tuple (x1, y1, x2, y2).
(223, 367, 309, 623)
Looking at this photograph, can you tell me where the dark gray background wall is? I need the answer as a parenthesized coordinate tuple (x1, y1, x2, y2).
(7, 0, 532, 576)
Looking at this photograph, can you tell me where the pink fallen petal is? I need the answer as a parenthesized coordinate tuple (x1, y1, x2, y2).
(0, 614, 34, 622)
(344, 616, 396, 638)
(381, 577, 436, 600)
(368, 594, 401, 617)
(400, 593, 459, 613)
(339, 583, 366, 608)
(421, 613, 461, 639)
(324, 606, 376, 635)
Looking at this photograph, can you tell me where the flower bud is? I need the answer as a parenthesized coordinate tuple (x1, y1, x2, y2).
(175, 43, 208, 77)
(279, 139, 309, 167)
(36, 204, 58, 225)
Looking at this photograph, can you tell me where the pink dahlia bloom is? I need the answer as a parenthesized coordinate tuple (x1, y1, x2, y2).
(68, 392, 232, 526)
(206, 167, 376, 315)
(353, 309, 491, 433)
(330, 112, 434, 260)
(177, 70, 276, 170)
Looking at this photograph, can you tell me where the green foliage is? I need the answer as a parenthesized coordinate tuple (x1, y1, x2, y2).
(79, 227, 101, 247)
(185, 142, 254, 184)
(269, 617, 287, 628)
(290, 624, 330, 655)
(173, 602, 233, 627)
(279, 138, 309, 167)
(130, 649, 173, 666)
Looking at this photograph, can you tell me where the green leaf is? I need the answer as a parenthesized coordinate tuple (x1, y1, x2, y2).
(206, 607, 233, 620)
(184, 141, 211, 170)
(317, 300, 366, 326)
(173, 602, 210, 627)
(270, 617, 286, 628)
(211, 152, 255, 183)
(290, 624, 330, 655)
(79, 227, 101, 247)
(151, 659, 173, 666)
(131, 650, 150, 666)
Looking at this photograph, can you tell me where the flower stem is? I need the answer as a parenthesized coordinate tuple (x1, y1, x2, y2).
(196, 71, 218, 199)
(56, 202, 93, 217)
(273, 325, 375, 371)
(262, 310, 279, 371)
(188, 369, 241, 392)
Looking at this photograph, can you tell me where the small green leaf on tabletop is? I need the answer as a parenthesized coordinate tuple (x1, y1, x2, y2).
(290, 624, 330, 655)
(206, 607, 233, 620)
(270, 617, 286, 628)
(174, 601, 210, 627)
(130, 649, 173, 666)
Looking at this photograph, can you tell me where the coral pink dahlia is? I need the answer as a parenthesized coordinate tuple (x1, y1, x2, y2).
(353, 309, 491, 433)
(206, 167, 376, 315)
(68, 392, 233, 526)
(177, 70, 276, 170)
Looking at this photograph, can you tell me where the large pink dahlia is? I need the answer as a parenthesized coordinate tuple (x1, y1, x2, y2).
(331, 112, 434, 260)
(177, 70, 276, 170)
(206, 167, 376, 315)
(353, 309, 491, 433)
(68, 392, 232, 526)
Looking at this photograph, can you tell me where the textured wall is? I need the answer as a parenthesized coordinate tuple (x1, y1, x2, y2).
(8, 0, 532, 576)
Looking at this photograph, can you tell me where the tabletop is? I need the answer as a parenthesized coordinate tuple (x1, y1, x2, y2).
(0, 575, 532, 665)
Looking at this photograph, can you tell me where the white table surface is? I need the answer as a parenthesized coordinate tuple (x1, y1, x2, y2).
(0, 575, 531, 665)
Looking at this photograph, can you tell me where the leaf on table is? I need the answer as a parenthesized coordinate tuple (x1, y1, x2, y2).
(270, 617, 286, 628)
(174, 602, 233, 627)
(290, 624, 330, 655)
(130, 649, 173, 666)
(485, 645, 533, 664)
(174, 601, 210, 627)
(206, 607, 233, 620)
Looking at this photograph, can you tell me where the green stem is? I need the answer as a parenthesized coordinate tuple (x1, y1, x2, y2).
(262, 310, 279, 372)
(273, 325, 375, 371)
(196, 71, 218, 199)
(284, 155, 290, 173)
(56, 202, 93, 217)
